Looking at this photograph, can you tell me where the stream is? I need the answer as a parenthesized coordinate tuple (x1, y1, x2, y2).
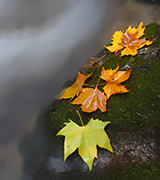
(0, 0, 160, 180)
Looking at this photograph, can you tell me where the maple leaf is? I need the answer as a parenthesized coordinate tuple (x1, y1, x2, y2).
(100, 63, 131, 99)
(105, 22, 154, 56)
(71, 86, 107, 112)
(59, 72, 92, 99)
(57, 118, 113, 171)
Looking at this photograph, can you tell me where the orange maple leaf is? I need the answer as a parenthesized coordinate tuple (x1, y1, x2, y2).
(72, 86, 107, 113)
(60, 72, 92, 99)
(104, 22, 154, 56)
(100, 63, 131, 99)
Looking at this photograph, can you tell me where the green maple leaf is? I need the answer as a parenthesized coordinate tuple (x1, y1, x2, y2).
(57, 116, 113, 171)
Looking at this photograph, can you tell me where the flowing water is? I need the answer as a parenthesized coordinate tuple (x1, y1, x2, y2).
(0, 0, 160, 179)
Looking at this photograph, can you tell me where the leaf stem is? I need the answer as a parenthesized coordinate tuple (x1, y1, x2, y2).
(76, 110, 84, 126)
(83, 83, 95, 87)
(97, 83, 106, 86)
(96, 78, 100, 86)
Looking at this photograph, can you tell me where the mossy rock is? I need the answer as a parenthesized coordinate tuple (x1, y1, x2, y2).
(45, 22, 160, 179)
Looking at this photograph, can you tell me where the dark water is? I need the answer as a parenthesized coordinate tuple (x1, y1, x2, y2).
(0, 0, 160, 179)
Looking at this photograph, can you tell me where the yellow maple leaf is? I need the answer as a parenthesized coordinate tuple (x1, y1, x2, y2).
(57, 118, 113, 171)
(59, 72, 92, 99)
(105, 22, 154, 56)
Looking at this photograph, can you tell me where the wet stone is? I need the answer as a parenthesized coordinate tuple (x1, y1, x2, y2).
(45, 22, 160, 179)
(138, 46, 160, 61)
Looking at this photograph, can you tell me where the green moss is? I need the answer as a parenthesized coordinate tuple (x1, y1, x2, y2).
(45, 22, 160, 178)
(46, 22, 160, 139)
(132, 56, 148, 66)
(108, 57, 160, 141)
(105, 159, 160, 180)
(34, 161, 160, 180)
(144, 22, 160, 41)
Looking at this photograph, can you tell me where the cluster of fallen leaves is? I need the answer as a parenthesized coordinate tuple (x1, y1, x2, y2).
(60, 63, 131, 113)
(57, 22, 155, 171)
(105, 22, 154, 56)
(58, 63, 132, 170)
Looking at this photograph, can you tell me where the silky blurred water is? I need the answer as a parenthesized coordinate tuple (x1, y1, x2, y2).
(0, 0, 159, 179)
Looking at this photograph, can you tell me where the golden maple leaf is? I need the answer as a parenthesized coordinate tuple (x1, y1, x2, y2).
(72, 86, 107, 112)
(57, 118, 113, 171)
(105, 22, 154, 56)
(59, 72, 92, 99)
(100, 63, 132, 99)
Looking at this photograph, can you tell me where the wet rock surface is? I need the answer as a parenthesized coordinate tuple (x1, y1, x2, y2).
(94, 137, 157, 170)
(43, 22, 160, 179)
(138, 46, 160, 61)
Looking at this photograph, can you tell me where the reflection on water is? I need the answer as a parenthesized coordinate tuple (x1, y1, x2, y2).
(0, 0, 160, 179)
